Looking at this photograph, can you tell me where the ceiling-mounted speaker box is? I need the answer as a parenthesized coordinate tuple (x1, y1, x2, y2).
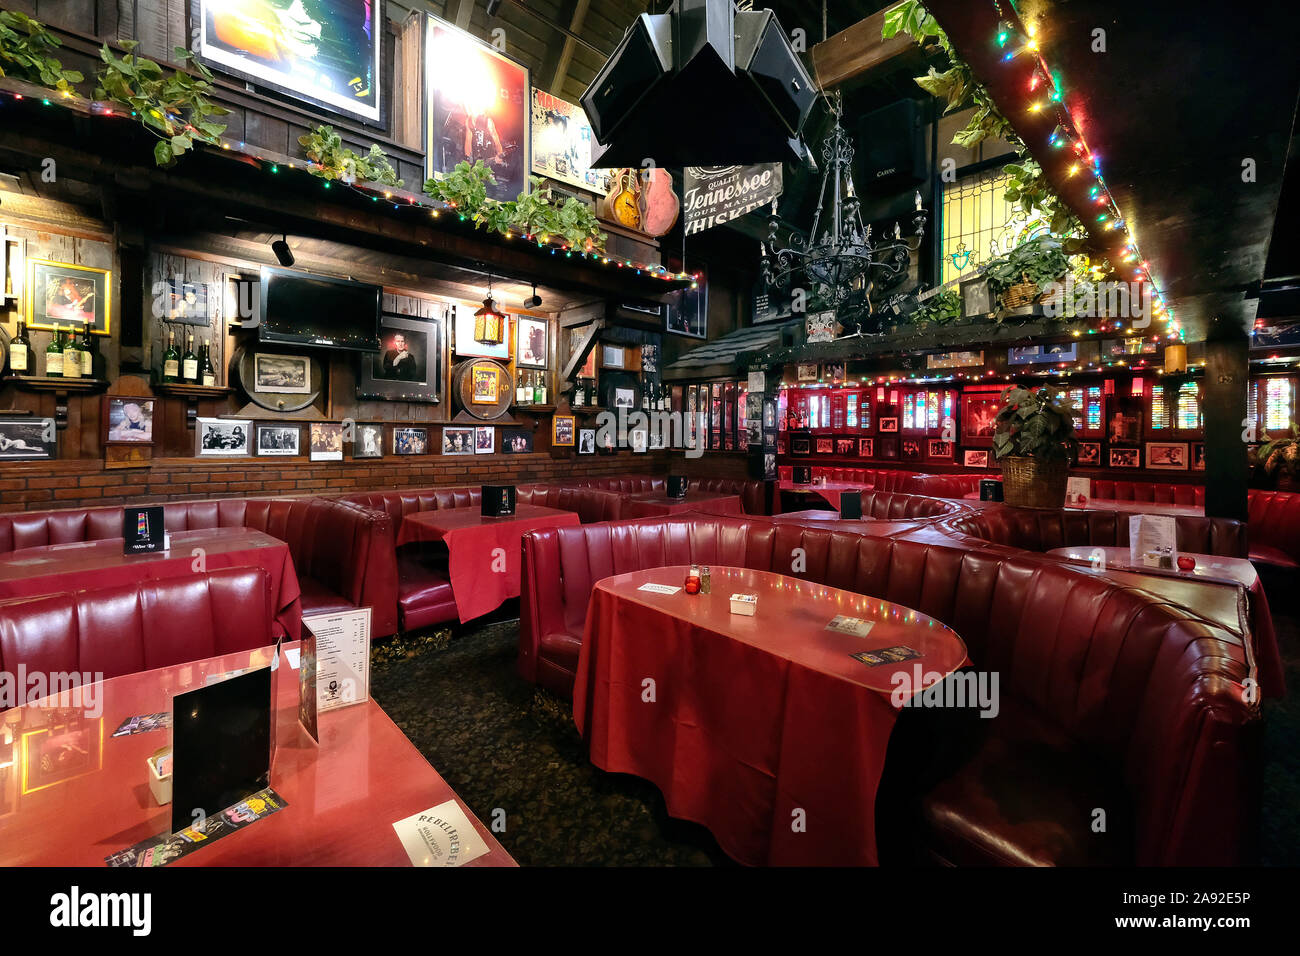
(582, 0, 816, 167)
(857, 99, 926, 190)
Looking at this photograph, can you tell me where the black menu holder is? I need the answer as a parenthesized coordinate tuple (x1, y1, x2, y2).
(482, 484, 516, 517)
(668, 475, 690, 498)
(123, 505, 165, 554)
(980, 479, 1005, 502)
(840, 492, 862, 520)
(793, 465, 812, 484)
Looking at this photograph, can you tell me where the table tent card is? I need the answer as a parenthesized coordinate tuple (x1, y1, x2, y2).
(302, 608, 372, 714)
(1129, 514, 1179, 568)
(1065, 477, 1091, 506)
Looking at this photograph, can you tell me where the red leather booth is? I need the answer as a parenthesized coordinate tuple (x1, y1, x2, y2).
(779, 466, 919, 492)
(0, 567, 274, 688)
(1246, 490, 1300, 569)
(518, 513, 1258, 865)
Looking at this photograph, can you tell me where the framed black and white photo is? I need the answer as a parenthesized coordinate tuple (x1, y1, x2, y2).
(256, 424, 299, 457)
(501, 427, 532, 453)
(394, 427, 430, 456)
(254, 354, 311, 394)
(353, 423, 384, 459)
(0, 417, 54, 460)
(1109, 446, 1140, 468)
(578, 428, 596, 454)
(959, 274, 994, 317)
(441, 426, 474, 455)
(1146, 441, 1188, 470)
(613, 387, 635, 409)
(310, 422, 343, 462)
(963, 448, 991, 468)
(104, 397, 157, 445)
(359, 314, 443, 403)
(196, 418, 250, 457)
(602, 345, 625, 370)
(516, 317, 548, 368)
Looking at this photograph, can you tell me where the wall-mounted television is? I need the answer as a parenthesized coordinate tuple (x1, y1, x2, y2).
(258, 267, 381, 352)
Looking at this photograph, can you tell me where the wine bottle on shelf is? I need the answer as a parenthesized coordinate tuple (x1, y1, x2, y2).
(515, 370, 529, 405)
(199, 337, 216, 386)
(63, 324, 83, 379)
(79, 321, 97, 378)
(573, 378, 585, 408)
(182, 330, 199, 383)
(161, 329, 179, 383)
(8, 319, 30, 374)
(534, 371, 546, 405)
(45, 324, 64, 378)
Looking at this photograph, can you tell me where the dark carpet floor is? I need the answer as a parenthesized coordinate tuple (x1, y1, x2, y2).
(369, 596, 1300, 867)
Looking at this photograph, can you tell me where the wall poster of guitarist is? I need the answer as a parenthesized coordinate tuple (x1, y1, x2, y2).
(425, 17, 529, 202)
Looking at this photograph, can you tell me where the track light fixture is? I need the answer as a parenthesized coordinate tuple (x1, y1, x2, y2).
(271, 234, 294, 267)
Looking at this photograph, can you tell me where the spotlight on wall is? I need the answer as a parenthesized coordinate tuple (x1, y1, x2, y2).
(486, 0, 502, 16)
(523, 283, 542, 310)
(271, 234, 294, 267)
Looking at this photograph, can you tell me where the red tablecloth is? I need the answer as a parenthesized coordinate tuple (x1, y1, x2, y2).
(0, 528, 303, 640)
(778, 480, 870, 510)
(573, 565, 967, 866)
(397, 504, 580, 623)
(624, 492, 745, 518)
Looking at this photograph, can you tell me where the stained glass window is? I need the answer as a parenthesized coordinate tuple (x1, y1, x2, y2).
(1176, 382, 1200, 431)
(1087, 386, 1102, 431)
(940, 168, 1047, 286)
(903, 394, 915, 429)
(1150, 385, 1169, 430)
(1264, 378, 1294, 432)
(846, 393, 858, 428)
(927, 391, 939, 430)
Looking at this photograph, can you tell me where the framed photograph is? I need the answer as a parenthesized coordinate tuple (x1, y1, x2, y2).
(1109, 446, 1140, 468)
(577, 428, 596, 454)
(1009, 344, 1078, 366)
(602, 345, 625, 370)
(805, 310, 837, 344)
(630, 427, 649, 453)
(962, 449, 990, 468)
(928, 439, 954, 459)
(858, 438, 874, 457)
(310, 422, 343, 462)
(162, 278, 212, 326)
(471, 365, 501, 404)
(516, 317, 549, 368)
(352, 423, 384, 459)
(426, 16, 530, 202)
(796, 364, 819, 383)
(613, 386, 636, 409)
(475, 426, 495, 454)
(530, 89, 603, 191)
(1146, 441, 1189, 470)
(20, 720, 102, 794)
(665, 264, 707, 338)
(394, 427, 430, 456)
(453, 307, 510, 360)
(880, 437, 899, 460)
(959, 274, 994, 317)
(199, 0, 380, 122)
(835, 437, 855, 456)
(902, 439, 922, 460)
(1193, 442, 1206, 471)
(360, 314, 443, 403)
(815, 437, 834, 455)
(827, 362, 846, 385)
(0, 416, 54, 460)
(791, 433, 812, 456)
(440, 426, 474, 456)
(878, 417, 899, 433)
(27, 259, 110, 334)
(1107, 396, 1143, 445)
(196, 418, 250, 456)
(254, 353, 311, 394)
(961, 392, 1001, 445)
(256, 424, 299, 457)
(553, 415, 575, 446)
(104, 397, 157, 444)
(1076, 441, 1101, 466)
(501, 427, 532, 453)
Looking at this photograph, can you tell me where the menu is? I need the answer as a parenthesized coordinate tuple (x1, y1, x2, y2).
(1129, 514, 1178, 568)
(302, 608, 371, 713)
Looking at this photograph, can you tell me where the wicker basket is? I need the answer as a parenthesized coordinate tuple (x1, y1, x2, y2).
(999, 455, 1069, 509)
(1000, 274, 1043, 310)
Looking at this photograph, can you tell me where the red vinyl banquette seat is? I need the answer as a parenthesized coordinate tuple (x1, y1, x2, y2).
(519, 514, 1258, 865)
(0, 567, 274, 691)
(779, 466, 919, 492)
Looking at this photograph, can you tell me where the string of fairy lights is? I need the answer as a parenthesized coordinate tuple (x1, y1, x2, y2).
(989, 0, 1181, 343)
(0, 85, 699, 290)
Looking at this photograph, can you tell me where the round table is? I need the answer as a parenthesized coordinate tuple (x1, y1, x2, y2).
(573, 564, 967, 865)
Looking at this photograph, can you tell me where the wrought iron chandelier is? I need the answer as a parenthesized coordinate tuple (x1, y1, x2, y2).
(760, 92, 928, 332)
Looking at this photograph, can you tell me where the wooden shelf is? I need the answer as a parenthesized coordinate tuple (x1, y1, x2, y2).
(511, 404, 557, 414)
(152, 382, 234, 400)
(5, 375, 109, 429)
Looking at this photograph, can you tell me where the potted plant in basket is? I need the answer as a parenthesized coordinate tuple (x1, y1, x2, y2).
(1256, 423, 1300, 491)
(992, 384, 1079, 508)
(988, 236, 1070, 312)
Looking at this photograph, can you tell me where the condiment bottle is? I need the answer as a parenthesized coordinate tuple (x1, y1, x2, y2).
(685, 565, 701, 595)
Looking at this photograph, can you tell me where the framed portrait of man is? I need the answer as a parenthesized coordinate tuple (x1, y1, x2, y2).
(358, 314, 442, 403)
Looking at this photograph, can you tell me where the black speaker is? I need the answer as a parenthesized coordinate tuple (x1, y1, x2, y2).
(668, 475, 690, 498)
(582, 14, 673, 145)
(793, 465, 812, 484)
(839, 492, 862, 520)
(857, 99, 925, 190)
(979, 479, 1004, 502)
(482, 485, 517, 517)
(734, 9, 817, 139)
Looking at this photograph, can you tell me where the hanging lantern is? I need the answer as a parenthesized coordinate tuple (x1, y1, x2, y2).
(1163, 342, 1189, 373)
(474, 277, 506, 345)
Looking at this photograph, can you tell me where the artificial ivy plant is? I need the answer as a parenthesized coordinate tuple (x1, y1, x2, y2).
(299, 124, 402, 188)
(0, 10, 82, 91)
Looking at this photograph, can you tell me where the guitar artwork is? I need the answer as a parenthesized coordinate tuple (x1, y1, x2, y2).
(600, 168, 680, 238)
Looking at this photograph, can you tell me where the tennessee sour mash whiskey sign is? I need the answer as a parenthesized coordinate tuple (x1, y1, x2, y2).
(683, 165, 783, 235)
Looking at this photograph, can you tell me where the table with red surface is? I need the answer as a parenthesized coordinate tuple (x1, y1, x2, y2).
(1048, 545, 1285, 698)
(961, 492, 1207, 517)
(0, 527, 303, 640)
(770, 509, 928, 537)
(0, 643, 515, 866)
(573, 565, 967, 866)
(779, 480, 870, 510)
(396, 504, 580, 623)
(624, 491, 744, 518)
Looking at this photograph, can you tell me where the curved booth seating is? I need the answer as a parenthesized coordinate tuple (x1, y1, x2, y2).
(905, 473, 991, 498)
(776, 490, 970, 524)
(566, 475, 768, 515)
(519, 513, 1258, 865)
(0, 567, 274, 690)
(0, 497, 398, 638)
(906, 473, 1210, 506)
(1246, 490, 1300, 569)
(929, 505, 1248, 558)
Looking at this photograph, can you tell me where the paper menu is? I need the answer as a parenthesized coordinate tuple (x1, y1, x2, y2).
(302, 608, 371, 713)
(1129, 514, 1179, 568)
(637, 583, 681, 595)
(1065, 476, 1091, 506)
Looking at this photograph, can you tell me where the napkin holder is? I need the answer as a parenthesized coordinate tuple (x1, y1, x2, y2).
(149, 747, 173, 805)
(729, 593, 757, 616)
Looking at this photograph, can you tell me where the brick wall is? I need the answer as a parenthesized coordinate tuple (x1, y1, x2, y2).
(0, 452, 676, 513)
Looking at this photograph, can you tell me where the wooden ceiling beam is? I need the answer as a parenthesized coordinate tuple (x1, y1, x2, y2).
(809, 7, 924, 91)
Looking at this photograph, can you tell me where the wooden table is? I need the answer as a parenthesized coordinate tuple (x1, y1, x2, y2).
(0, 644, 515, 866)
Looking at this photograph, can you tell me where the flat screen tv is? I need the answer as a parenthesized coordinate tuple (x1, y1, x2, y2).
(258, 267, 381, 351)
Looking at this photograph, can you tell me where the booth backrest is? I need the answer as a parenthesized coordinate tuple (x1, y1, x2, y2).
(778, 466, 919, 492)
(519, 514, 1254, 864)
(933, 505, 1248, 557)
(0, 567, 274, 687)
(1245, 489, 1300, 567)
(905, 474, 990, 498)
(1091, 480, 1205, 505)
(567, 475, 767, 515)
(849, 491, 970, 520)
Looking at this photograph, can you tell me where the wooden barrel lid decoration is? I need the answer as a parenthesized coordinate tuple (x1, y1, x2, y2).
(232, 345, 326, 414)
(451, 358, 513, 420)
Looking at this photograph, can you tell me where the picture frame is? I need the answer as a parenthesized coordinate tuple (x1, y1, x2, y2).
(902, 438, 922, 460)
(440, 426, 474, 456)
(198, 0, 381, 122)
(501, 427, 532, 453)
(104, 396, 157, 445)
(553, 415, 575, 446)
(878, 417, 899, 433)
(1076, 441, 1101, 466)
(471, 365, 502, 404)
(630, 427, 649, 453)
(394, 427, 430, 456)
(27, 259, 111, 335)
(309, 422, 343, 462)
(454, 307, 511, 360)
(961, 392, 1001, 446)
(928, 439, 954, 459)
(814, 437, 834, 455)
(835, 437, 856, 456)
(426, 16, 530, 203)
(1193, 442, 1206, 471)
(796, 364, 819, 383)
(962, 449, 991, 468)
(516, 316, 549, 368)
(827, 362, 846, 385)
(959, 274, 994, 317)
(352, 423, 385, 459)
(1109, 446, 1140, 468)
(805, 310, 837, 344)
(790, 433, 812, 456)
(196, 418, 251, 457)
(0, 416, 55, 460)
(530, 89, 604, 191)
(664, 263, 708, 339)
(880, 437, 899, 460)
(254, 353, 311, 394)
(1146, 441, 1189, 471)
(858, 438, 874, 457)
(359, 314, 443, 404)
(162, 278, 212, 326)
(613, 386, 636, 409)
(475, 426, 495, 454)
(256, 424, 299, 457)
(602, 345, 625, 370)
(577, 428, 596, 454)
